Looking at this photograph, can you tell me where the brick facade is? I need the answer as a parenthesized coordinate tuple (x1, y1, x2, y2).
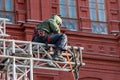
(5, 0, 120, 80)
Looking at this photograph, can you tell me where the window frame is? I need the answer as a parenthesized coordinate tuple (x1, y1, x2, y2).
(0, 0, 14, 23)
(89, 0, 106, 22)
(59, 0, 78, 31)
(89, 0, 108, 34)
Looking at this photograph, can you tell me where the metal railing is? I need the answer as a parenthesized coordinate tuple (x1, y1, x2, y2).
(0, 18, 85, 80)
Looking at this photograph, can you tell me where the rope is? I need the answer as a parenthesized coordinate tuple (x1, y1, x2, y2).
(65, 51, 76, 80)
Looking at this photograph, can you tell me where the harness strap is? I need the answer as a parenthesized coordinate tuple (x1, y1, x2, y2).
(35, 30, 46, 36)
(33, 29, 51, 50)
(47, 35, 50, 44)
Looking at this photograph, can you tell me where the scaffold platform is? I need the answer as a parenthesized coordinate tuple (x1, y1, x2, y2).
(0, 18, 85, 80)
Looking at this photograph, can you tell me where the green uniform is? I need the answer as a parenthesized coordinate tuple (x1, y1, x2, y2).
(36, 15, 62, 34)
(32, 15, 67, 64)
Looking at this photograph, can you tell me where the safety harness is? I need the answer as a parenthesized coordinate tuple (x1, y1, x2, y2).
(33, 28, 50, 50)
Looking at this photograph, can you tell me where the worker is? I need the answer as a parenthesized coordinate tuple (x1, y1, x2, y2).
(32, 15, 67, 67)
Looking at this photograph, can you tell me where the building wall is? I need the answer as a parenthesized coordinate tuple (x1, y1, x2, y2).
(5, 0, 120, 80)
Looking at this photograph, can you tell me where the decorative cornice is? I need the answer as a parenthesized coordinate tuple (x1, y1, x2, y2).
(66, 30, 116, 40)
(83, 52, 120, 62)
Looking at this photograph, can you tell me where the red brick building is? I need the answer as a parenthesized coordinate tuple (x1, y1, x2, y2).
(0, 0, 120, 80)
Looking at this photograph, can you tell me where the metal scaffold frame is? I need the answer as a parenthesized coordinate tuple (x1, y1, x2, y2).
(0, 18, 85, 80)
(0, 18, 10, 38)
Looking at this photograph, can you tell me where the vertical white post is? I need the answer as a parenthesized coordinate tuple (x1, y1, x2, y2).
(29, 43, 32, 57)
(3, 19, 6, 35)
(3, 18, 9, 35)
(30, 58, 33, 80)
(7, 66, 10, 80)
(37, 45, 40, 58)
(30, 43, 33, 80)
(0, 18, 9, 37)
(80, 47, 83, 63)
(3, 40, 6, 55)
(13, 57, 16, 80)
(0, 19, 3, 34)
(12, 40, 15, 54)
(79, 47, 85, 66)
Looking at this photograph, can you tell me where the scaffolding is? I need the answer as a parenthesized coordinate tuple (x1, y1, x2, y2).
(0, 18, 85, 80)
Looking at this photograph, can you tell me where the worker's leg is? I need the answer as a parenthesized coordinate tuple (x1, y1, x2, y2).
(50, 33, 67, 61)
(32, 36, 45, 43)
(32, 36, 57, 67)
(50, 33, 67, 51)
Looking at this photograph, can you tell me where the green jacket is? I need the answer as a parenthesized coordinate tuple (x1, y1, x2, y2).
(36, 15, 62, 34)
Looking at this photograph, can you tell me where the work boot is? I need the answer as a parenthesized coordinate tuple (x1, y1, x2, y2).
(52, 50, 67, 62)
(44, 55, 57, 68)
(46, 62, 57, 68)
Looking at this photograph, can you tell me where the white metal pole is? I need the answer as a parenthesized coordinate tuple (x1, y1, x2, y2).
(13, 58, 16, 80)
(3, 19, 6, 35)
(12, 40, 15, 54)
(30, 43, 32, 57)
(3, 40, 6, 55)
(7, 65, 10, 80)
(30, 58, 33, 80)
